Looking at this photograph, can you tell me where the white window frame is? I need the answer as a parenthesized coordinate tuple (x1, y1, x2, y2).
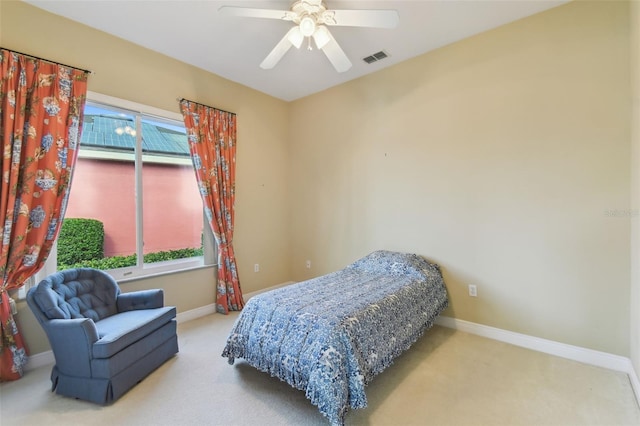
(34, 92, 216, 285)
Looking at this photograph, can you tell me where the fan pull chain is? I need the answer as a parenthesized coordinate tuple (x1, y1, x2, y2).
(307, 37, 313, 51)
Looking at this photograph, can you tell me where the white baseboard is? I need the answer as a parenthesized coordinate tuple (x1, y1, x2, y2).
(243, 281, 295, 301)
(175, 303, 217, 323)
(435, 315, 640, 407)
(630, 363, 640, 408)
(25, 350, 55, 371)
(435, 316, 630, 372)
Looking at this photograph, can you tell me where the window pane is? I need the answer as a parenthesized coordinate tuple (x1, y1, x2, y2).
(141, 116, 203, 265)
(60, 104, 137, 270)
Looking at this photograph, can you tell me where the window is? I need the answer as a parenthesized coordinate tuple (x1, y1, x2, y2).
(36, 92, 215, 283)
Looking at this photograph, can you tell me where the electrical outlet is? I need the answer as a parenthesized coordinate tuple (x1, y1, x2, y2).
(468, 284, 477, 297)
(254, 264, 260, 273)
(305, 260, 311, 269)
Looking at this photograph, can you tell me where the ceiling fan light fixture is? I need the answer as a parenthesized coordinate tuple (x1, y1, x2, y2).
(299, 16, 316, 37)
(287, 26, 304, 48)
(312, 25, 330, 49)
(220, 1, 399, 73)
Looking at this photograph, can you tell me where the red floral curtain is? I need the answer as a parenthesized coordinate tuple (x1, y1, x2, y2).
(179, 100, 244, 314)
(0, 49, 88, 380)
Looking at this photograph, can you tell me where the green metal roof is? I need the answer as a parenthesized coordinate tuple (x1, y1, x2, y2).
(81, 115, 190, 156)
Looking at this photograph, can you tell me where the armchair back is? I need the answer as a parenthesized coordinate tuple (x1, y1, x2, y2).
(30, 268, 120, 322)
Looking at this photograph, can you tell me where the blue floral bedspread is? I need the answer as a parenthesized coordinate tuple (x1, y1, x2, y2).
(221, 250, 449, 425)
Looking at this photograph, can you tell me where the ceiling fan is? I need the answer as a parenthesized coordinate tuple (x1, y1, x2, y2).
(218, 1, 399, 73)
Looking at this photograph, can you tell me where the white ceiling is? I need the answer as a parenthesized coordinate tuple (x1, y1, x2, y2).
(24, 0, 569, 102)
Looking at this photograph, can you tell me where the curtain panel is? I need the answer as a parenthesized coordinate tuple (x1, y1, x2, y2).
(0, 49, 88, 380)
(179, 100, 244, 314)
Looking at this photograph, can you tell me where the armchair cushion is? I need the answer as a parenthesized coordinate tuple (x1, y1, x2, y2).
(93, 306, 176, 358)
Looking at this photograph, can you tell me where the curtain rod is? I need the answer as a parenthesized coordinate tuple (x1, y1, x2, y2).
(177, 98, 236, 116)
(1, 47, 93, 75)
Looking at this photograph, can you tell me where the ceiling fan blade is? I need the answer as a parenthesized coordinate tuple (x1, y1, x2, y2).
(312, 25, 331, 50)
(218, 6, 294, 21)
(260, 28, 297, 69)
(324, 9, 399, 29)
(320, 29, 352, 73)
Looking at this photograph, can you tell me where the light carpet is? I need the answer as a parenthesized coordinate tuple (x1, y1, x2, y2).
(1, 312, 639, 426)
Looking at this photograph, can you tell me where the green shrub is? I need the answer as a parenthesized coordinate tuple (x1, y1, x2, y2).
(58, 247, 203, 271)
(64, 254, 137, 271)
(58, 218, 104, 265)
(144, 248, 203, 263)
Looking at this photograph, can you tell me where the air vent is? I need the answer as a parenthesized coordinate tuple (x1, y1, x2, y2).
(362, 50, 389, 64)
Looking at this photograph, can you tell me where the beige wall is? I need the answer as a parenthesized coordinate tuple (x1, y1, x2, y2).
(630, 0, 640, 375)
(2, 0, 635, 360)
(289, 1, 631, 355)
(1, 1, 291, 355)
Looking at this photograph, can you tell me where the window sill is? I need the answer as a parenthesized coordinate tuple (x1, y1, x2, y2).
(117, 262, 217, 284)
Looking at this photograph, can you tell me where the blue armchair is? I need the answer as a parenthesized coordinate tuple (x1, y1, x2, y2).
(27, 268, 179, 404)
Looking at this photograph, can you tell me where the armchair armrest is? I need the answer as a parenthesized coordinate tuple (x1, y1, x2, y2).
(117, 289, 164, 312)
(45, 318, 98, 376)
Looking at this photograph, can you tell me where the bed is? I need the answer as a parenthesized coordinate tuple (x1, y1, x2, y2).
(222, 250, 449, 425)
